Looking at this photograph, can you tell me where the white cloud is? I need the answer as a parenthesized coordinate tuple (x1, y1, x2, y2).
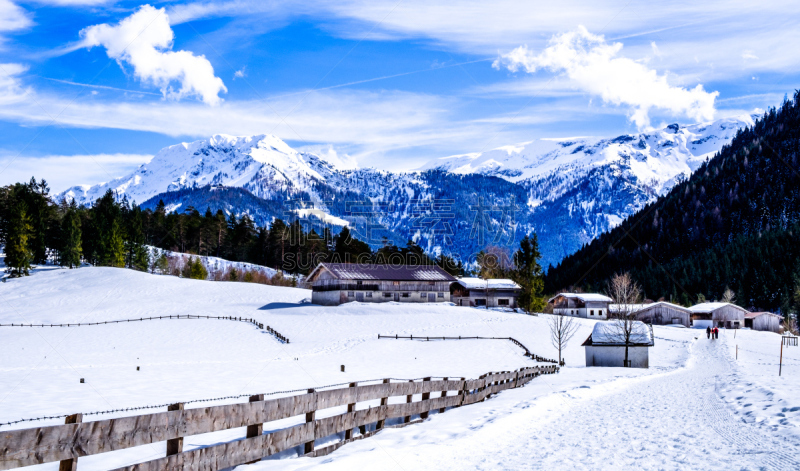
(493, 27, 718, 128)
(0, 153, 152, 192)
(0, 0, 31, 34)
(80, 4, 227, 106)
(233, 66, 246, 79)
(650, 41, 661, 58)
(741, 50, 758, 60)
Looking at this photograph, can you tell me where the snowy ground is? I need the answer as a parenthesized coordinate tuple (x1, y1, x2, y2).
(1, 266, 798, 470)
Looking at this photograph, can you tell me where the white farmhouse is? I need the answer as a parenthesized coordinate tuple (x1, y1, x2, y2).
(548, 293, 612, 319)
(582, 321, 654, 368)
(451, 278, 522, 308)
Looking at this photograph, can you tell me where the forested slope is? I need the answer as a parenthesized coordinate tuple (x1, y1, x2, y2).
(545, 92, 800, 312)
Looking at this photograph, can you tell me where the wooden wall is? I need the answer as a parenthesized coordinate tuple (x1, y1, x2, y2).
(0, 366, 558, 471)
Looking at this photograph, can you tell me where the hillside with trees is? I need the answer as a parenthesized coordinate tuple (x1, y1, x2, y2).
(545, 91, 800, 313)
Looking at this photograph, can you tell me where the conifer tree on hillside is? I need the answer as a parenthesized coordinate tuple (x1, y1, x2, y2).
(5, 201, 33, 277)
(102, 219, 126, 267)
(332, 226, 372, 263)
(512, 234, 546, 312)
(60, 204, 82, 268)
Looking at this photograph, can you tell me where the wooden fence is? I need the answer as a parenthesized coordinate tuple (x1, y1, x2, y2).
(0, 315, 290, 343)
(0, 365, 558, 470)
(377, 334, 559, 363)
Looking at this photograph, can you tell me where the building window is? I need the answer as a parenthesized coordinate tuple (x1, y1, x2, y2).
(498, 299, 509, 306)
(429, 281, 435, 285)
(590, 310, 594, 316)
(347, 292, 354, 297)
(366, 292, 373, 298)
(475, 299, 486, 306)
(383, 293, 392, 298)
(438, 292, 444, 298)
(420, 293, 426, 297)
(402, 293, 410, 298)
(393, 281, 400, 285)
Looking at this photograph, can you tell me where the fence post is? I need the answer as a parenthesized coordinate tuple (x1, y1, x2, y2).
(404, 380, 413, 423)
(376, 379, 390, 430)
(58, 413, 82, 471)
(166, 403, 185, 456)
(439, 377, 448, 414)
(245, 394, 265, 464)
(304, 389, 315, 454)
(420, 377, 431, 419)
(345, 382, 357, 440)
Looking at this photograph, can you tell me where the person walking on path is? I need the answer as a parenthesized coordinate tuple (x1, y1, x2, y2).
(706, 326, 711, 339)
(714, 327, 719, 339)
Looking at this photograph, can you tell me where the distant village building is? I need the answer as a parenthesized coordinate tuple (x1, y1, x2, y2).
(688, 302, 748, 329)
(451, 278, 522, 308)
(306, 263, 455, 306)
(633, 302, 691, 327)
(548, 293, 612, 319)
(582, 321, 654, 368)
(744, 311, 783, 333)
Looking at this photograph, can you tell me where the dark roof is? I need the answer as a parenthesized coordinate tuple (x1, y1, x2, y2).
(308, 263, 456, 282)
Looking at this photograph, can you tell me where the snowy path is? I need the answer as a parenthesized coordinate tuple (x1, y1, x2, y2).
(251, 334, 800, 471)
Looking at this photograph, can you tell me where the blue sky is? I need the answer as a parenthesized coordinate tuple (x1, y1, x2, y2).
(0, 0, 797, 191)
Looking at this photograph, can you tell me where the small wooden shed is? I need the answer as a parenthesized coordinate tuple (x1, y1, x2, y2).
(744, 312, 783, 333)
(582, 321, 654, 368)
(635, 302, 691, 327)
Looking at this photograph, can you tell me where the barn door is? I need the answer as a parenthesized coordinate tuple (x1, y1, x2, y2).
(428, 293, 435, 302)
(393, 293, 400, 302)
(356, 292, 364, 302)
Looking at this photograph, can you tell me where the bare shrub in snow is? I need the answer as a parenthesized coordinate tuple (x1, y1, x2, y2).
(548, 312, 578, 365)
(607, 272, 643, 366)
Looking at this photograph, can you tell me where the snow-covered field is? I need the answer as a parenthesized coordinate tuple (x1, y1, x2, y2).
(1, 266, 799, 470)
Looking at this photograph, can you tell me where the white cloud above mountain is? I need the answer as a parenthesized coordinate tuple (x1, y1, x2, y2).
(0, 0, 31, 36)
(80, 4, 227, 105)
(494, 27, 718, 128)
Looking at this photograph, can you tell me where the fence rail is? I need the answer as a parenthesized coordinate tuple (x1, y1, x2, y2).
(0, 315, 290, 343)
(0, 365, 558, 470)
(377, 334, 559, 363)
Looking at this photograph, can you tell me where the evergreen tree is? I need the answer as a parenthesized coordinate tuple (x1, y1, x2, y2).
(512, 234, 546, 312)
(102, 219, 126, 267)
(5, 201, 33, 276)
(60, 203, 82, 268)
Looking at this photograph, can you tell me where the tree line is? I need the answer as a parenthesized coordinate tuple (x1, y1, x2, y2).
(0, 179, 547, 309)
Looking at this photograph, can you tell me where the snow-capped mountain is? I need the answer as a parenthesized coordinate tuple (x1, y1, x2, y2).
(60, 115, 754, 267)
(61, 134, 341, 205)
(420, 115, 754, 199)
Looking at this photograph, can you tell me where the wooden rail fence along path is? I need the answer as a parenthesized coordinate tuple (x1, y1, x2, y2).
(377, 334, 559, 363)
(0, 315, 290, 344)
(0, 365, 558, 470)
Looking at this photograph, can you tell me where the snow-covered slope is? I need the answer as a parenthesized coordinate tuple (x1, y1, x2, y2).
(2, 266, 798, 469)
(61, 134, 342, 205)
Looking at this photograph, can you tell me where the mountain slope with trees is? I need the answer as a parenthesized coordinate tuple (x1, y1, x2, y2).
(545, 92, 800, 313)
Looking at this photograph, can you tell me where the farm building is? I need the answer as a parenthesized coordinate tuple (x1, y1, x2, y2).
(307, 263, 455, 306)
(548, 293, 612, 319)
(451, 278, 522, 308)
(687, 302, 748, 329)
(744, 312, 783, 332)
(582, 320, 654, 368)
(634, 302, 691, 327)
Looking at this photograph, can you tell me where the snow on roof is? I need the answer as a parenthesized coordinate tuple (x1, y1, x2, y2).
(585, 321, 654, 346)
(688, 302, 748, 313)
(548, 292, 613, 303)
(610, 301, 690, 313)
(456, 277, 522, 290)
(309, 263, 456, 282)
(745, 311, 782, 319)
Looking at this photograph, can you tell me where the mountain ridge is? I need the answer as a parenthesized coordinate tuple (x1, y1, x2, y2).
(59, 115, 755, 267)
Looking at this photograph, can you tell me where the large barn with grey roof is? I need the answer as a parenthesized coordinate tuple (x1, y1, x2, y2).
(306, 263, 456, 306)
